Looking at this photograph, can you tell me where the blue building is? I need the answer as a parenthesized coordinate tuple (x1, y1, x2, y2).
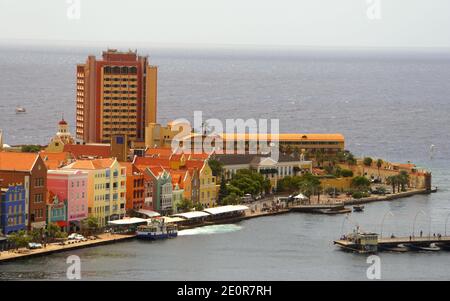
(0, 184, 26, 235)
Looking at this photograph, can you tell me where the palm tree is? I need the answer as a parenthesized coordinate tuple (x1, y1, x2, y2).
(363, 157, 373, 176)
(376, 159, 383, 180)
(398, 171, 410, 191)
(387, 175, 398, 194)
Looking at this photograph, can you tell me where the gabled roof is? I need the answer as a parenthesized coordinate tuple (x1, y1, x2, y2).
(0, 152, 39, 172)
(63, 158, 116, 170)
(63, 144, 111, 159)
(39, 151, 72, 169)
(145, 147, 173, 158)
(134, 157, 170, 169)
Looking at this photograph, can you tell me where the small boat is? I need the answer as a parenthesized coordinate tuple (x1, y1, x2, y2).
(16, 106, 26, 113)
(378, 244, 408, 253)
(136, 218, 178, 240)
(353, 205, 365, 212)
(405, 243, 441, 252)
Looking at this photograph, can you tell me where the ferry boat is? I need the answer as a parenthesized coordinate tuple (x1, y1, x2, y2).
(136, 219, 178, 240)
(334, 226, 379, 253)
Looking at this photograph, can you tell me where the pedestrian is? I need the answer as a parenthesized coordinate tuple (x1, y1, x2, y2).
(420, 230, 423, 237)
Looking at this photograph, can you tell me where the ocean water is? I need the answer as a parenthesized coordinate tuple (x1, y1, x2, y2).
(0, 45, 450, 280)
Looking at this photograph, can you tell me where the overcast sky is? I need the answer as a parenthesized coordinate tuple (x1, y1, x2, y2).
(0, 0, 449, 48)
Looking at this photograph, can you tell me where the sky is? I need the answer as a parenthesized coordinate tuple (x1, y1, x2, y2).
(0, 0, 449, 48)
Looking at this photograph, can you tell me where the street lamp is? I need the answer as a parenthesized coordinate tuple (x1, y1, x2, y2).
(340, 213, 355, 236)
(380, 211, 394, 239)
(445, 212, 450, 236)
(412, 210, 426, 239)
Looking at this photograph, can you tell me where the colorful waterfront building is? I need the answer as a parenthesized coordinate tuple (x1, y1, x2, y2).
(46, 191, 68, 231)
(0, 184, 26, 235)
(76, 49, 158, 145)
(0, 152, 48, 230)
(63, 158, 126, 227)
(121, 162, 145, 211)
(185, 159, 216, 208)
(47, 169, 89, 231)
(144, 166, 173, 215)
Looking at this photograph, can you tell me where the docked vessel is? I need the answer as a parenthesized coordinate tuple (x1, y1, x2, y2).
(334, 226, 379, 253)
(404, 243, 441, 252)
(136, 219, 178, 240)
(353, 205, 365, 212)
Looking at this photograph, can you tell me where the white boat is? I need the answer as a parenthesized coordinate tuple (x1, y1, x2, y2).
(136, 218, 178, 240)
(16, 106, 26, 113)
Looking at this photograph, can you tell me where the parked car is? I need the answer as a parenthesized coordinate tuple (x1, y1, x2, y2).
(28, 242, 43, 249)
(67, 233, 78, 240)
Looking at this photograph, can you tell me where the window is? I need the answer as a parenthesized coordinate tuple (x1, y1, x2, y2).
(35, 194, 43, 203)
(35, 178, 44, 187)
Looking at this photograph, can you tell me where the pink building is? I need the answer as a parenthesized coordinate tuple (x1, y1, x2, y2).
(47, 170, 88, 230)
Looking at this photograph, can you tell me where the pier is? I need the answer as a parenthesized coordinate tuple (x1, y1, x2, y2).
(334, 233, 450, 254)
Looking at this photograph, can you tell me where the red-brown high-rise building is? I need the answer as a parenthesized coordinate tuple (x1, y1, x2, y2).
(76, 49, 158, 145)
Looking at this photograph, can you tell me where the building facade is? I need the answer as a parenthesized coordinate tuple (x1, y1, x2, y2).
(46, 192, 68, 231)
(76, 49, 158, 145)
(0, 184, 26, 235)
(63, 159, 126, 227)
(122, 162, 145, 211)
(47, 169, 89, 231)
(0, 152, 48, 229)
(46, 117, 75, 153)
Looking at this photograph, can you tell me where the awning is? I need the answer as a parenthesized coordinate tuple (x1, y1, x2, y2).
(203, 205, 249, 215)
(137, 209, 161, 218)
(56, 221, 68, 227)
(293, 193, 308, 200)
(108, 217, 148, 225)
(172, 211, 211, 219)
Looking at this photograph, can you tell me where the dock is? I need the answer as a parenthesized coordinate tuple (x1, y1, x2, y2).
(334, 234, 450, 254)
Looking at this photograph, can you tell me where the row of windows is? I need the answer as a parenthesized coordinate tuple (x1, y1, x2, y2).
(104, 84, 137, 88)
(103, 109, 137, 113)
(103, 101, 138, 105)
(71, 180, 85, 188)
(103, 115, 137, 120)
(103, 134, 136, 138)
(103, 90, 137, 94)
(35, 178, 44, 187)
(104, 77, 137, 82)
(7, 204, 23, 214)
(7, 215, 23, 227)
(103, 66, 138, 75)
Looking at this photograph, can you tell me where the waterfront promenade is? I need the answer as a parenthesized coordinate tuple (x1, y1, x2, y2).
(0, 188, 429, 263)
(0, 233, 135, 263)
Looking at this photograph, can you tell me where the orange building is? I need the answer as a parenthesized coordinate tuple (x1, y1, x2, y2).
(122, 162, 145, 211)
(76, 49, 158, 145)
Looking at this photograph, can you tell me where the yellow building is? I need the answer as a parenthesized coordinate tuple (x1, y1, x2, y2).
(46, 118, 75, 153)
(63, 158, 126, 226)
(185, 160, 216, 208)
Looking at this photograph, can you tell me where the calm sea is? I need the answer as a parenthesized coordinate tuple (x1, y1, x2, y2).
(0, 45, 450, 280)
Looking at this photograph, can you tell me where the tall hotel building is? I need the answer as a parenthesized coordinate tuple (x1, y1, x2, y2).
(76, 49, 157, 145)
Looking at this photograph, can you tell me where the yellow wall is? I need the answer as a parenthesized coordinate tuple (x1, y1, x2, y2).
(320, 177, 353, 191)
(199, 163, 217, 208)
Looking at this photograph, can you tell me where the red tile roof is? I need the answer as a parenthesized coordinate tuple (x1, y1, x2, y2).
(0, 152, 39, 172)
(63, 144, 111, 159)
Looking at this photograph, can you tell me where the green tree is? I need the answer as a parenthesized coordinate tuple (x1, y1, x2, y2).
(208, 159, 224, 177)
(193, 202, 204, 211)
(46, 222, 63, 240)
(21, 145, 42, 153)
(222, 193, 241, 205)
(230, 169, 271, 195)
(7, 230, 31, 250)
(218, 175, 228, 204)
(341, 169, 353, 177)
(398, 171, 410, 192)
(351, 176, 371, 191)
(376, 159, 383, 179)
(363, 157, 373, 175)
(386, 175, 398, 193)
(177, 199, 194, 213)
(297, 173, 321, 203)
